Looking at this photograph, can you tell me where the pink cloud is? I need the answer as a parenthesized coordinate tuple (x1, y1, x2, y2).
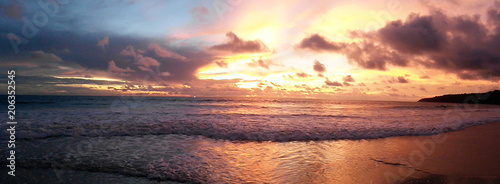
(190, 6, 209, 22)
(148, 43, 187, 60)
(120, 45, 161, 68)
(120, 45, 137, 57)
(136, 55, 160, 67)
(160, 72, 172, 77)
(97, 37, 109, 50)
(138, 66, 152, 72)
(108, 60, 135, 75)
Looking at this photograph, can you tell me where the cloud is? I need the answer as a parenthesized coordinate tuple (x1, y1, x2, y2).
(190, 6, 209, 22)
(325, 78, 343, 86)
(313, 60, 326, 73)
(397, 76, 409, 83)
(299, 35, 408, 70)
(160, 72, 172, 77)
(215, 61, 228, 68)
(296, 72, 312, 78)
(108, 60, 135, 75)
(120, 45, 160, 68)
(0, 24, 215, 85)
(343, 39, 411, 70)
(489, 2, 500, 25)
(298, 34, 343, 52)
(29, 51, 63, 62)
(210, 32, 269, 54)
(420, 75, 430, 79)
(378, 13, 447, 54)
(248, 58, 273, 69)
(343, 75, 355, 82)
(113, 44, 214, 82)
(341, 75, 355, 86)
(97, 37, 109, 50)
(386, 76, 409, 83)
(148, 43, 187, 60)
(120, 45, 138, 57)
(137, 56, 160, 68)
(297, 4, 500, 80)
(38, 64, 60, 69)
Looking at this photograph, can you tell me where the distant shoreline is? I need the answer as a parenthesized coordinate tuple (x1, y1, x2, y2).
(418, 90, 500, 105)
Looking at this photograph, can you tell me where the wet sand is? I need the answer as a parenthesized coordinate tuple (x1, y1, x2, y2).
(2, 122, 500, 184)
(361, 122, 500, 184)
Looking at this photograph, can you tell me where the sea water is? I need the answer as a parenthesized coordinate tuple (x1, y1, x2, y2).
(1, 96, 500, 183)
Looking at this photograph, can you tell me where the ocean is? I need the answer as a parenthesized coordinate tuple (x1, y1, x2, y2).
(1, 95, 500, 183)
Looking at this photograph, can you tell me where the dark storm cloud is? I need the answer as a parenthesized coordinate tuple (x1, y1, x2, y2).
(378, 13, 447, 54)
(343, 41, 409, 70)
(421, 7, 500, 80)
(0, 28, 145, 69)
(297, 3, 500, 80)
(0, 24, 215, 84)
(115, 44, 214, 82)
(297, 34, 343, 52)
(313, 60, 326, 73)
(210, 32, 269, 54)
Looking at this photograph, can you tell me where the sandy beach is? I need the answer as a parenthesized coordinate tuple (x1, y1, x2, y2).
(2, 122, 499, 183)
(358, 122, 500, 183)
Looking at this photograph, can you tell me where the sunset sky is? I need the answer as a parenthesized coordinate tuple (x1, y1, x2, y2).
(1, 0, 499, 100)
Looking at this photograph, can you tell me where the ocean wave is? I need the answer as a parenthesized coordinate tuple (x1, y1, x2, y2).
(4, 115, 498, 142)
